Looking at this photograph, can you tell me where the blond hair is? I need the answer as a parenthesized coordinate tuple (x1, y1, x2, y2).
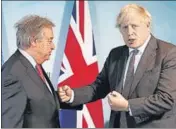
(116, 4, 152, 28)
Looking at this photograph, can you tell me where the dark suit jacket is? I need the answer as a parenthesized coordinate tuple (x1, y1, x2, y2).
(1, 50, 82, 128)
(71, 35, 176, 128)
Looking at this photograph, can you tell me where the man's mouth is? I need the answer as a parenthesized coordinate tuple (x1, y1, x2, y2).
(48, 51, 52, 56)
(128, 39, 135, 44)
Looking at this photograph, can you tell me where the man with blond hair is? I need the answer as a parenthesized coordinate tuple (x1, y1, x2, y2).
(1, 15, 81, 128)
(58, 4, 176, 128)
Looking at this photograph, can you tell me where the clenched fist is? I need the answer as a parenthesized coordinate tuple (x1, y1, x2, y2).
(58, 85, 73, 102)
(108, 91, 129, 111)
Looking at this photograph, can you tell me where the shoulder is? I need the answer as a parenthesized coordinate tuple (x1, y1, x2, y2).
(2, 52, 26, 80)
(103, 45, 128, 65)
(109, 45, 127, 57)
(155, 38, 176, 65)
(156, 38, 176, 53)
(2, 53, 27, 99)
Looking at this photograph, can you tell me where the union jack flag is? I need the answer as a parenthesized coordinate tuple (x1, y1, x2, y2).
(57, 0, 104, 128)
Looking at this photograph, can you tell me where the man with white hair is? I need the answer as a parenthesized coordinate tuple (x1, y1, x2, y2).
(1, 15, 81, 128)
(58, 4, 176, 128)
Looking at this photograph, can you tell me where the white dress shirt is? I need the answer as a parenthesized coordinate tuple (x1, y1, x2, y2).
(19, 49, 53, 94)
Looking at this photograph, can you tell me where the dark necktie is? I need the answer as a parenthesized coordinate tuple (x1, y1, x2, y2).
(36, 64, 46, 83)
(120, 49, 139, 128)
(123, 49, 139, 96)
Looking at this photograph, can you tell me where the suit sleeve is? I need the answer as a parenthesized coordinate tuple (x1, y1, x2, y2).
(2, 74, 27, 128)
(71, 52, 111, 106)
(128, 47, 176, 122)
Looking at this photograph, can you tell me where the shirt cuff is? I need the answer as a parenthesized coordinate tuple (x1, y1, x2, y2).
(128, 104, 133, 116)
(67, 90, 74, 103)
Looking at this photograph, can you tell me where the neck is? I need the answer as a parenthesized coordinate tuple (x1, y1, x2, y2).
(25, 48, 44, 64)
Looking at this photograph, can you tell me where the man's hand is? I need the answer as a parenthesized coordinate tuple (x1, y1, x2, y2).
(58, 85, 73, 102)
(108, 91, 129, 111)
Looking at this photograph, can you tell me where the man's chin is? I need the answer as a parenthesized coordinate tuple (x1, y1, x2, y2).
(43, 57, 50, 62)
(127, 42, 141, 48)
(46, 57, 50, 60)
(128, 45, 138, 49)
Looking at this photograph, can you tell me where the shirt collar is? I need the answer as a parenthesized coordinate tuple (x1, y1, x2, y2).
(129, 34, 151, 55)
(19, 48, 37, 68)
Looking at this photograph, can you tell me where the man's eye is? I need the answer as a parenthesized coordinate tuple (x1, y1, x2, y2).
(132, 25, 138, 28)
(123, 26, 127, 29)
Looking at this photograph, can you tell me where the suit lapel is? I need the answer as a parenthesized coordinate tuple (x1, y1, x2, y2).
(128, 35, 158, 97)
(115, 46, 129, 93)
(42, 66, 60, 109)
(17, 50, 56, 106)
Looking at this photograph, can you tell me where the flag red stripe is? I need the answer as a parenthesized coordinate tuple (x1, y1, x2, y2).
(79, 0, 84, 41)
(59, 1, 104, 127)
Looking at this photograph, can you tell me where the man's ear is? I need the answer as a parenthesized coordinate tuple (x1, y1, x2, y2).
(31, 41, 36, 47)
(30, 37, 37, 47)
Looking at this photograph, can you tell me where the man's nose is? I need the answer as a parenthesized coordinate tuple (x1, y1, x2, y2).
(127, 26, 134, 36)
(51, 42, 55, 50)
